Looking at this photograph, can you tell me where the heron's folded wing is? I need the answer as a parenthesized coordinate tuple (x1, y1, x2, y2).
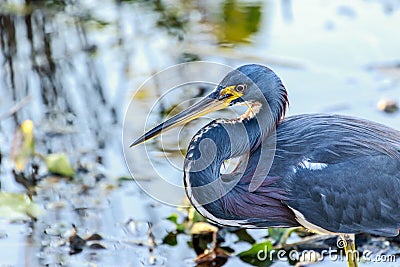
(285, 154, 400, 236)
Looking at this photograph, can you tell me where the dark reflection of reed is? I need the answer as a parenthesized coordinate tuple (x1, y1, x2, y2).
(0, 0, 117, 155)
(0, 13, 18, 123)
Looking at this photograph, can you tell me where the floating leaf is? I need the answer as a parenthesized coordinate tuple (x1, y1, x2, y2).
(166, 214, 179, 224)
(117, 176, 132, 182)
(88, 243, 106, 249)
(45, 153, 75, 177)
(163, 231, 178, 246)
(188, 208, 207, 224)
(85, 233, 103, 241)
(268, 227, 298, 245)
(11, 120, 35, 171)
(233, 228, 256, 244)
(268, 228, 287, 243)
(165, 213, 185, 232)
(0, 192, 43, 220)
(238, 240, 274, 266)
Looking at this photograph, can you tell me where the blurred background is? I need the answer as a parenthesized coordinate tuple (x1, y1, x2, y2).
(0, 0, 400, 266)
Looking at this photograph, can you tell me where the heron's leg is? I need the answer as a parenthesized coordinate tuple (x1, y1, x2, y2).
(340, 234, 358, 267)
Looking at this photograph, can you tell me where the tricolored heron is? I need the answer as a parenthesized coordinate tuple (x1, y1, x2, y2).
(131, 64, 400, 266)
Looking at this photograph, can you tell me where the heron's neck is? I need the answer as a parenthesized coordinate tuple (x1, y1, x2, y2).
(184, 103, 274, 194)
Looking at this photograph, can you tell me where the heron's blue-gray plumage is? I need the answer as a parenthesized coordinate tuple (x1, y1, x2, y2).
(272, 114, 400, 236)
(184, 116, 298, 228)
(184, 64, 400, 237)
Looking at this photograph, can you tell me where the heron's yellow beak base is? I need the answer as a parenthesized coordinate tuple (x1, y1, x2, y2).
(218, 86, 243, 104)
(130, 88, 243, 147)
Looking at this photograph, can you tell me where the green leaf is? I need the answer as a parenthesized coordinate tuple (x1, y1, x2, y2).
(117, 176, 132, 182)
(191, 209, 206, 224)
(166, 214, 179, 224)
(0, 192, 44, 220)
(162, 232, 178, 246)
(268, 227, 298, 245)
(238, 240, 274, 267)
(45, 153, 75, 177)
(268, 228, 286, 242)
(165, 213, 185, 232)
(233, 228, 256, 244)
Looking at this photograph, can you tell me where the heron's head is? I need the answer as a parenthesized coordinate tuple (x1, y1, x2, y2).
(130, 64, 288, 147)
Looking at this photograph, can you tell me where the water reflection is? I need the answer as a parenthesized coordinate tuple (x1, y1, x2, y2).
(218, 0, 263, 44)
(0, 0, 399, 266)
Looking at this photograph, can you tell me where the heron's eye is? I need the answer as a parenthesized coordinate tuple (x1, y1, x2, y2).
(235, 84, 247, 93)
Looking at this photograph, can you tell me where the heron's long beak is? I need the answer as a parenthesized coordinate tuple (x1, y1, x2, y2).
(130, 86, 241, 147)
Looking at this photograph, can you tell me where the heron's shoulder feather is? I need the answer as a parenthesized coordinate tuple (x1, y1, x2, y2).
(276, 113, 400, 161)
